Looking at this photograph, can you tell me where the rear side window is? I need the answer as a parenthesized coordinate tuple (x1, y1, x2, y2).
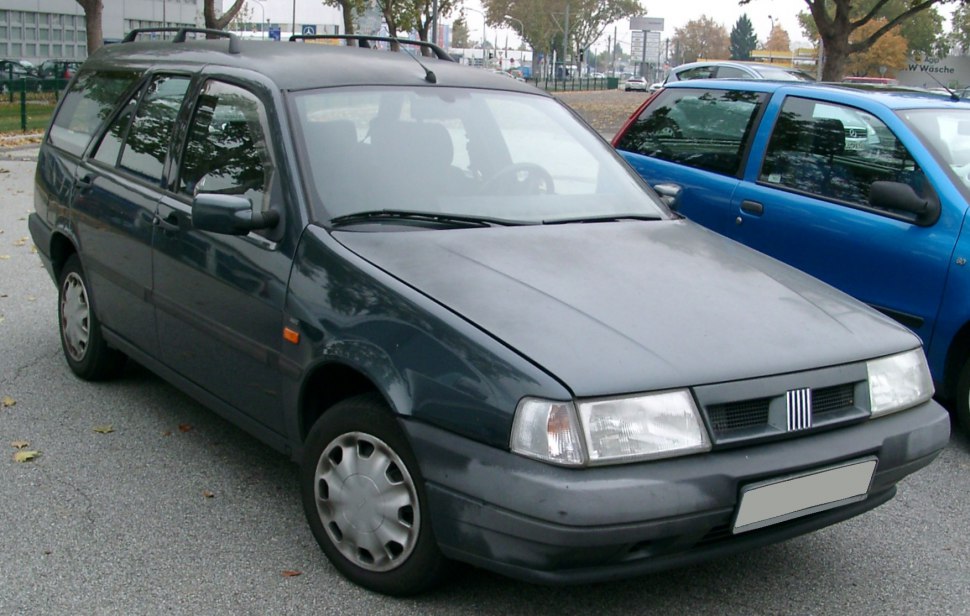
(48, 69, 141, 156)
(615, 88, 767, 176)
(118, 75, 191, 182)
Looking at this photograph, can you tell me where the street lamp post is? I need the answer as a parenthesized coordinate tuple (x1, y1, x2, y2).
(251, 0, 266, 39)
(465, 8, 487, 69)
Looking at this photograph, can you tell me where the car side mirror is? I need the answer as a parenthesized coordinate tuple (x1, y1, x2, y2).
(192, 194, 280, 235)
(653, 182, 682, 210)
(868, 181, 940, 226)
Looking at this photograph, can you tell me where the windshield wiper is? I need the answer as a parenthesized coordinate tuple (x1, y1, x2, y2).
(330, 209, 526, 229)
(542, 214, 664, 225)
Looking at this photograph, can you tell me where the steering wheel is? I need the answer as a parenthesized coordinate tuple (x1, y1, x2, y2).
(480, 163, 555, 195)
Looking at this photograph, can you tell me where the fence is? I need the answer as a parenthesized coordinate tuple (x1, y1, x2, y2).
(529, 76, 618, 92)
(0, 78, 68, 133)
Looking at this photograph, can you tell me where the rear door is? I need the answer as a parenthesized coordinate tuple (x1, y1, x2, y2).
(70, 72, 191, 356)
(615, 86, 768, 235)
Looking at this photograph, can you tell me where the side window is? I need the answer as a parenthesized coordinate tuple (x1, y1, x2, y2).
(91, 88, 141, 167)
(716, 66, 749, 79)
(760, 97, 927, 215)
(614, 88, 767, 176)
(677, 66, 716, 80)
(118, 75, 191, 182)
(179, 81, 274, 211)
(48, 69, 141, 156)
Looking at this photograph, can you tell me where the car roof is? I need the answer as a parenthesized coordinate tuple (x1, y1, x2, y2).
(82, 36, 545, 95)
(662, 78, 970, 110)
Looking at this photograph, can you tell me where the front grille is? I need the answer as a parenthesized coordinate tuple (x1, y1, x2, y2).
(708, 398, 770, 433)
(698, 378, 866, 446)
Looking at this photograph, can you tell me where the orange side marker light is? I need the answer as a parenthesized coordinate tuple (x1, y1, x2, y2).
(283, 327, 301, 344)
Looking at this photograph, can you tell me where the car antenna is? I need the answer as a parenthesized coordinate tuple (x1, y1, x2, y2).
(922, 68, 960, 102)
(397, 40, 438, 84)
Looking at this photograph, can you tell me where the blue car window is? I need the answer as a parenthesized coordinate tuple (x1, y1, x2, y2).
(614, 88, 766, 177)
(760, 96, 928, 216)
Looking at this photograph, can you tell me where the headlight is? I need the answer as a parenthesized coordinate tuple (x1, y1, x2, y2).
(510, 390, 710, 467)
(867, 348, 934, 417)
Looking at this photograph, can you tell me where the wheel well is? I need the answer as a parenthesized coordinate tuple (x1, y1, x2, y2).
(300, 363, 379, 442)
(49, 232, 77, 280)
(943, 322, 970, 399)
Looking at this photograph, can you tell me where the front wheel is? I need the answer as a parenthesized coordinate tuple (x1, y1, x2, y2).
(953, 361, 970, 433)
(300, 393, 445, 595)
(57, 255, 126, 380)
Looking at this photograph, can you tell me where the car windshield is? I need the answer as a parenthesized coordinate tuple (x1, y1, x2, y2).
(291, 86, 666, 225)
(902, 108, 970, 190)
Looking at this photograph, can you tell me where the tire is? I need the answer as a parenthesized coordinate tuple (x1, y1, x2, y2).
(300, 393, 445, 595)
(57, 254, 126, 380)
(954, 360, 970, 433)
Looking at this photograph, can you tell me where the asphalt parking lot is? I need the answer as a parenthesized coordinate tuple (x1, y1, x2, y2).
(1, 114, 969, 614)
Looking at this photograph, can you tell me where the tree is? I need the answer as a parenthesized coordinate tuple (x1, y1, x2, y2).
(673, 15, 730, 63)
(482, 0, 642, 76)
(75, 0, 103, 55)
(844, 17, 907, 76)
(451, 16, 471, 47)
(952, 4, 970, 54)
(204, 0, 247, 30)
(765, 23, 791, 52)
(730, 14, 758, 60)
(743, 0, 960, 81)
(413, 0, 458, 53)
(798, 0, 946, 56)
(322, 0, 369, 40)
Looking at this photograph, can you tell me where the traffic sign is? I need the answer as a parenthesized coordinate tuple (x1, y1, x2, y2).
(302, 24, 317, 36)
(268, 25, 281, 41)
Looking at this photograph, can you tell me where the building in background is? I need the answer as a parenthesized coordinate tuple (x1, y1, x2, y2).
(0, 0, 203, 62)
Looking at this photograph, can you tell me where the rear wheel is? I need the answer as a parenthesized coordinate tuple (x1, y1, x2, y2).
(57, 255, 126, 380)
(300, 393, 445, 595)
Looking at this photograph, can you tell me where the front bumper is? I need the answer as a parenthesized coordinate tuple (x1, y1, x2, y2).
(403, 399, 949, 584)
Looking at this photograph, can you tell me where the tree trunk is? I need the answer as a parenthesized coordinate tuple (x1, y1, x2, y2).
(820, 31, 849, 81)
(341, 3, 356, 38)
(76, 0, 103, 56)
(205, 0, 247, 30)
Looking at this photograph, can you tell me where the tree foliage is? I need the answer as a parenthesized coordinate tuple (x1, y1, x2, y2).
(765, 23, 791, 52)
(797, 0, 946, 55)
(745, 0, 956, 81)
(673, 15, 730, 63)
(950, 4, 970, 54)
(481, 0, 642, 68)
(322, 0, 369, 38)
(730, 14, 758, 60)
(451, 16, 471, 47)
(844, 17, 908, 76)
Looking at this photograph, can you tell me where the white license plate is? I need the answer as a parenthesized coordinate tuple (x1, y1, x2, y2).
(732, 457, 877, 534)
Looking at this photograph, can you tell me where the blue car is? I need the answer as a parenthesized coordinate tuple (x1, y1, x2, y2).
(614, 80, 970, 431)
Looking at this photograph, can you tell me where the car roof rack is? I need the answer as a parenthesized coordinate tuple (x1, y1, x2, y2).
(122, 28, 241, 54)
(288, 34, 454, 62)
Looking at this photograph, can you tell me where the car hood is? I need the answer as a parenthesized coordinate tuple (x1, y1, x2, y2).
(333, 220, 917, 397)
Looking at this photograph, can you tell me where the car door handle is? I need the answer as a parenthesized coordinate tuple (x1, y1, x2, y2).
(740, 200, 764, 216)
(153, 211, 181, 232)
(75, 174, 94, 191)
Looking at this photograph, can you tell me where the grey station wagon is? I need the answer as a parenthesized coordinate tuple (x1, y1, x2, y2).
(28, 29, 950, 595)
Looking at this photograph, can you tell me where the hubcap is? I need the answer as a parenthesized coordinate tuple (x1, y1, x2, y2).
(315, 431, 419, 572)
(60, 272, 91, 362)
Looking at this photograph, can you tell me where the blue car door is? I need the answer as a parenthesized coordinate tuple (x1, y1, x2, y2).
(727, 93, 958, 342)
(615, 87, 769, 235)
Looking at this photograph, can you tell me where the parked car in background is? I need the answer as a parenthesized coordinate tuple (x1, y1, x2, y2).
(30, 32, 949, 596)
(0, 58, 41, 93)
(624, 75, 647, 91)
(613, 79, 970, 431)
(665, 60, 816, 84)
(37, 59, 80, 79)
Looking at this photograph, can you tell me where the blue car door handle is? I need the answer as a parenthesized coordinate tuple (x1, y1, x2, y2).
(740, 200, 764, 216)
